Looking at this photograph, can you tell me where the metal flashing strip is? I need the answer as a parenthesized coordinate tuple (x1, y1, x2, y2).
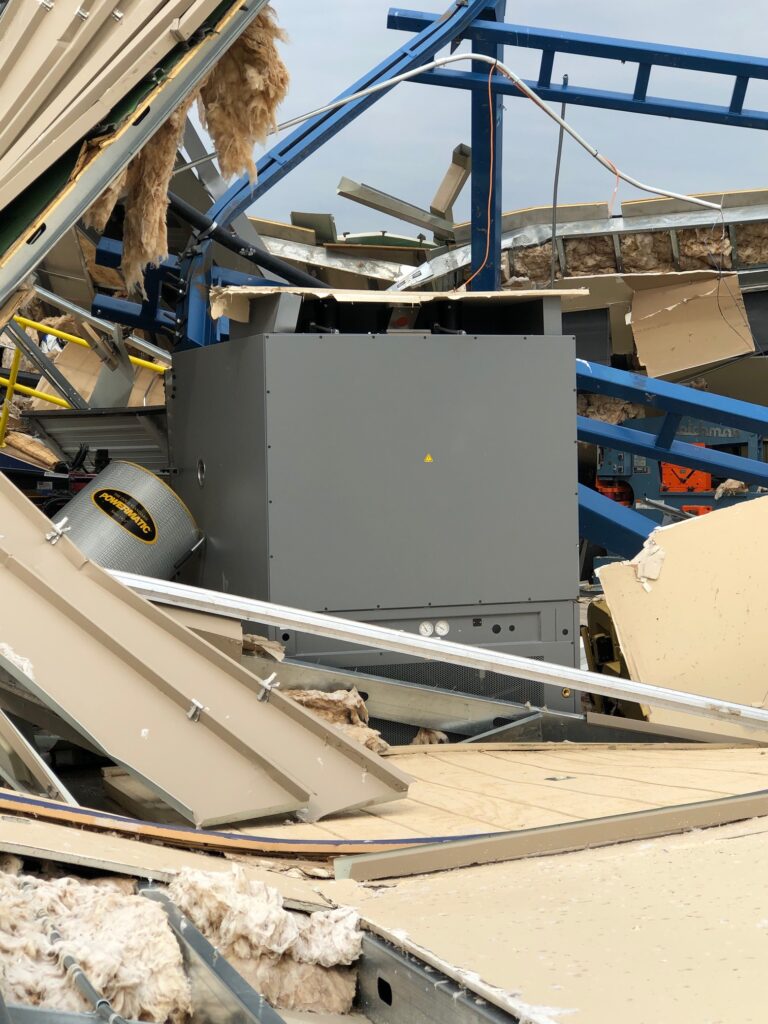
(334, 787, 768, 881)
(0, 0, 272, 310)
(114, 572, 768, 736)
(0, 473, 409, 827)
(0, 787, 475, 855)
(391, 203, 768, 288)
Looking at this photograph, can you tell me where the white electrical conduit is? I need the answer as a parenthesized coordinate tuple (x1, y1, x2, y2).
(274, 53, 722, 212)
(114, 571, 768, 735)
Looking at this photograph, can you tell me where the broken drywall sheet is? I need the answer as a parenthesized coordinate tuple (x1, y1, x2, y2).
(629, 272, 754, 377)
(557, 270, 755, 376)
(598, 496, 768, 740)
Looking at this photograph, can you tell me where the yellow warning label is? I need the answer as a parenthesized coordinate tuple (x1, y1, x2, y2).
(424, 453, 434, 463)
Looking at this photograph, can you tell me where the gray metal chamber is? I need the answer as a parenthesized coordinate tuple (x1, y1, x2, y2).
(60, 460, 198, 577)
(168, 328, 579, 707)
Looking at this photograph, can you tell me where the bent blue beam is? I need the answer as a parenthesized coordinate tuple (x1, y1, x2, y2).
(410, 69, 768, 131)
(578, 484, 652, 558)
(578, 416, 768, 488)
(576, 360, 768, 437)
(388, 11, 768, 82)
(209, 0, 500, 230)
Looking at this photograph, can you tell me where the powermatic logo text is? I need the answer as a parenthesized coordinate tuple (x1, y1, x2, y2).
(91, 488, 158, 544)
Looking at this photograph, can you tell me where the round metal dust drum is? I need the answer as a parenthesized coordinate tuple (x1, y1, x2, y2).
(59, 461, 199, 578)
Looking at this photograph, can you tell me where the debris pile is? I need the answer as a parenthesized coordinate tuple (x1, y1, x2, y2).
(84, 4, 289, 293)
(168, 867, 362, 1014)
(285, 687, 390, 754)
(0, 868, 190, 1022)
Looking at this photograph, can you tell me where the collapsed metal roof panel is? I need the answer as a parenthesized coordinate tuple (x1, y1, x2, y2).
(0, 0, 271, 314)
(0, 473, 410, 827)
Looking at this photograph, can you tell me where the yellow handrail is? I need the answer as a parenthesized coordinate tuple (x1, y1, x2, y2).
(0, 347, 22, 448)
(0, 375, 71, 409)
(13, 316, 167, 374)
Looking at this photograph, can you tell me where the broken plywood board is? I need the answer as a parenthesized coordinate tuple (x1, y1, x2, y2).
(0, 472, 409, 826)
(209, 285, 587, 322)
(5, 745, 768, 860)
(234, 744, 768, 843)
(599, 498, 768, 742)
(321, 817, 768, 1024)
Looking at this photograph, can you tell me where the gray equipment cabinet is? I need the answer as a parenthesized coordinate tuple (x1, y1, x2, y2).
(168, 306, 580, 712)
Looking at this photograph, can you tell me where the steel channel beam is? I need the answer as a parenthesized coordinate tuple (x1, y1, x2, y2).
(247, 654, 533, 736)
(358, 932, 515, 1024)
(112, 571, 768, 735)
(577, 359, 768, 435)
(469, 0, 505, 290)
(412, 68, 768, 130)
(336, 787, 768, 882)
(391, 207, 768, 288)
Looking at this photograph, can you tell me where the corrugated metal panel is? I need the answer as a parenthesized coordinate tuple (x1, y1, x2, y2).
(24, 408, 169, 472)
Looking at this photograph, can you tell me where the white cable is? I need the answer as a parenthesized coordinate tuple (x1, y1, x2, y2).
(274, 53, 721, 212)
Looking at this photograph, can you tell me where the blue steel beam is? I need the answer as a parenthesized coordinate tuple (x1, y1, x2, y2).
(578, 484, 652, 558)
(470, 1, 505, 291)
(578, 416, 768, 488)
(388, 10, 768, 81)
(576, 360, 768, 436)
(410, 69, 768, 131)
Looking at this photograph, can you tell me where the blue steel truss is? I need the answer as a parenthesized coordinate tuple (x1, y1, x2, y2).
(176, 1, 768, 334)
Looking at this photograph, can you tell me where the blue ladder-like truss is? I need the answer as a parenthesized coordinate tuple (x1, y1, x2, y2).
(106, 1, 768, 555)
(576, 362, 768, 556)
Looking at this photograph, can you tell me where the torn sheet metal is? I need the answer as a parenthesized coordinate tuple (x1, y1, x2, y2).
(0, 473, 409, 827)
(0, 0, 271, 311)
(260, 234, 410, 282)
(113, 570, 768, 736)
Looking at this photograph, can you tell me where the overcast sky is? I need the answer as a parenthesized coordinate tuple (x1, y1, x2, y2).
(250, 0, 768, 234)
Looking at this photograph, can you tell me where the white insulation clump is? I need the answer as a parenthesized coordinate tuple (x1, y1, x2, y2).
(0, 869, 191, 1022)
(168, 866, 362, 1014)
